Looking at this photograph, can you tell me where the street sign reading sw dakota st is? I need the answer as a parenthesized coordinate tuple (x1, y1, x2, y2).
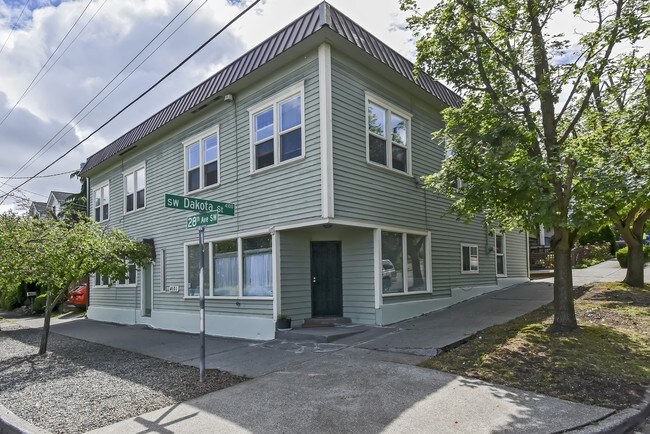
(164, 194, 235, 216)
(186, 211, 218, 229)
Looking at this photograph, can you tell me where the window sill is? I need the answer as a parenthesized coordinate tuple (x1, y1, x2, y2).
(461, 270, 480, 274)
(124, 206, 147, 216)
(185, 182, 221, 197)
(183, 295, 274, 301)
(250, 154, 305, 176)
(382, 290, 431, 297)
(366, 160, 413, 178)
(94, 284, 137, 289)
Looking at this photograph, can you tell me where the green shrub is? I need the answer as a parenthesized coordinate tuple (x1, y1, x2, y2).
(579, 227, 618, 254)
(616, 246, 650, 268)
(572, 243, 611, 268)
(31, 294, 48, 315)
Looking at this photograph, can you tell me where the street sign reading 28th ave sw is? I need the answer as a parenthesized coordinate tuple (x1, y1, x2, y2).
(186, 211, 218, 229)
(164, 193, 235, 216)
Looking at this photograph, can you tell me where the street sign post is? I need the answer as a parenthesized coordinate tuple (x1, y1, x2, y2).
(186, 211, 218, 229)
(164, 193, 236, 383)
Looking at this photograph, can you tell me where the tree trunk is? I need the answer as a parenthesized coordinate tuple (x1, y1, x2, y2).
(624, 240, 645, 287)
(549, 227, 578, 332)
(39, 284, 52, 355)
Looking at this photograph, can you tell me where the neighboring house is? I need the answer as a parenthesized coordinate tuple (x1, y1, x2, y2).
(79, 2, 529, 340)
(46, 191, 73, 217)
(28, 201, 48, 219)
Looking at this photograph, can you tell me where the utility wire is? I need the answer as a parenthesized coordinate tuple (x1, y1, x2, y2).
(0, 170, 75, 179)
(0, 0, 262, 205)
(0, 0, 30, 56)
(0, 0, 94, 128)
(7, 0, 201, 180)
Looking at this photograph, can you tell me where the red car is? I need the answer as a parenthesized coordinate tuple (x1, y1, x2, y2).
(67, 283, 88, 309)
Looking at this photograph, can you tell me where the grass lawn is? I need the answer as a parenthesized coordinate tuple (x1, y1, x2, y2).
(421, 282, 650, 409)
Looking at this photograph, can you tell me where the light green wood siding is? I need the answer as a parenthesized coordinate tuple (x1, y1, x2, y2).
(506, 231, 529, 278)
(331, 49, 500, 299)
(88, 53, 322, 318)
(279, 227, 375, 325)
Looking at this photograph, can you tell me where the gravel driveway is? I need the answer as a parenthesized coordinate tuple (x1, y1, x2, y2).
(0, 320, 246, 433)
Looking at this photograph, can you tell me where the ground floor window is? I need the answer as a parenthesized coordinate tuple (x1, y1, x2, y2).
(461, 244, 479, 273)
(495, 234, 506, 276)
(381, 231, 428, 294)
(186, 234, 273, 298)
(94, 264, 137, 287)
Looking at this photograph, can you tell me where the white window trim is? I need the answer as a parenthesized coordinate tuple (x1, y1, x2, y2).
(460, 243, 480, 274)
(92, 267, 138, 288)
(381, 230, 432, 297)
(365, 91, 412, 176)
(123, 162, 147, 214)
(184, 231, 274, 300)
(183, 125, 221, 194)
(93, 181, 110, 223)
(495, 233, 507, 277)
(248, 82, 306, 174)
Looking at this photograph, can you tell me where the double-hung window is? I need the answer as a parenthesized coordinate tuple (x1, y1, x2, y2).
(185, 127, 219, 193)
(94, 264, 137, 287)
(93, 183, 109, 222)
(461, 244, 479, 273)
(495, 234, 507, 276)
(367, 95, 411, 174)
(186, 234, 273, 298)
(381, 231, 430, 295)
(250, 85, 304, 171)
(124, 165, 145, 213)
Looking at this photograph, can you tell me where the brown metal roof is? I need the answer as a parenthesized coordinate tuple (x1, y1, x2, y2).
(80, 2, 461, 175)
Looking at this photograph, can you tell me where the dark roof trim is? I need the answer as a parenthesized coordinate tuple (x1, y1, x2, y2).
(80, 2, 460, 176)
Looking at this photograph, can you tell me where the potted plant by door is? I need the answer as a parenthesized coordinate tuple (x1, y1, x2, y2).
(276, 314, 292, 330)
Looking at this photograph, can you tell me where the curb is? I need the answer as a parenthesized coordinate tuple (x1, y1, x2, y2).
(0, 403, 50, 434)
(569, 389, 650, 434)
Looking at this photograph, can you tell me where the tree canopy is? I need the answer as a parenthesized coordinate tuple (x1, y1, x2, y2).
(402, 0, 649, 330)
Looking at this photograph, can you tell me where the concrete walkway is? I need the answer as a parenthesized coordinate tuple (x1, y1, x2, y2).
(4, 262, 645, 433)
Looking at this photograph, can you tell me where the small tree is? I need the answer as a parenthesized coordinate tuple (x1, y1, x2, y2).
(0, 214, 151, 354)
(402, 0, 647, 330)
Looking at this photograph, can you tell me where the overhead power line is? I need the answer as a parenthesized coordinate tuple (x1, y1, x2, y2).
(0, 169, 75, 179)
(0, 0, 94, 128)
(0, 0, 30, 56)
(4, 0, 202, 182)
(0, 0, 262, 205)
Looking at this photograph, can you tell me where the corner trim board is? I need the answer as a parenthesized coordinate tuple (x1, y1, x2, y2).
(318, 43, 334, 218)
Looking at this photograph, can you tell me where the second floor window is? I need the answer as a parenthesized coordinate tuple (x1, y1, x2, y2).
(185, 129, 219, 193)
(250, 86, 304, 172)
(94, 184, 109, 222)
(124, 166, 145, 212)
(367, 97, 410, 174)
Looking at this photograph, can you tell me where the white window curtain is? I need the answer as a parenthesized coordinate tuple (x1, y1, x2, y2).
(243, 251, 272, 296)
(214, 254, 238, 296)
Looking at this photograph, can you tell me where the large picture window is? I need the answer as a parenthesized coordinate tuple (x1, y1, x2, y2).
(367, 95, 410, 174)
(185, 128, 219, 193)
(94, 264, 137, 287)
(124, 165, 145, 213)
(381, 231, 428, 295)
(461, 244, 479, 273)
(186, 234, 273, 298)
(250, 85, 304, 172)
(93, 183, 109, 222)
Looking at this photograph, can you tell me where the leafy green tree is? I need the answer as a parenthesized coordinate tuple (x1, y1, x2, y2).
(572, 53, 649, 286)
(0, 214, 151, 354)
(402, 0, 647, 330)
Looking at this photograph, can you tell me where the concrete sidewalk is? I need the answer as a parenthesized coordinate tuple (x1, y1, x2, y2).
(4, 269, 644, 433)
